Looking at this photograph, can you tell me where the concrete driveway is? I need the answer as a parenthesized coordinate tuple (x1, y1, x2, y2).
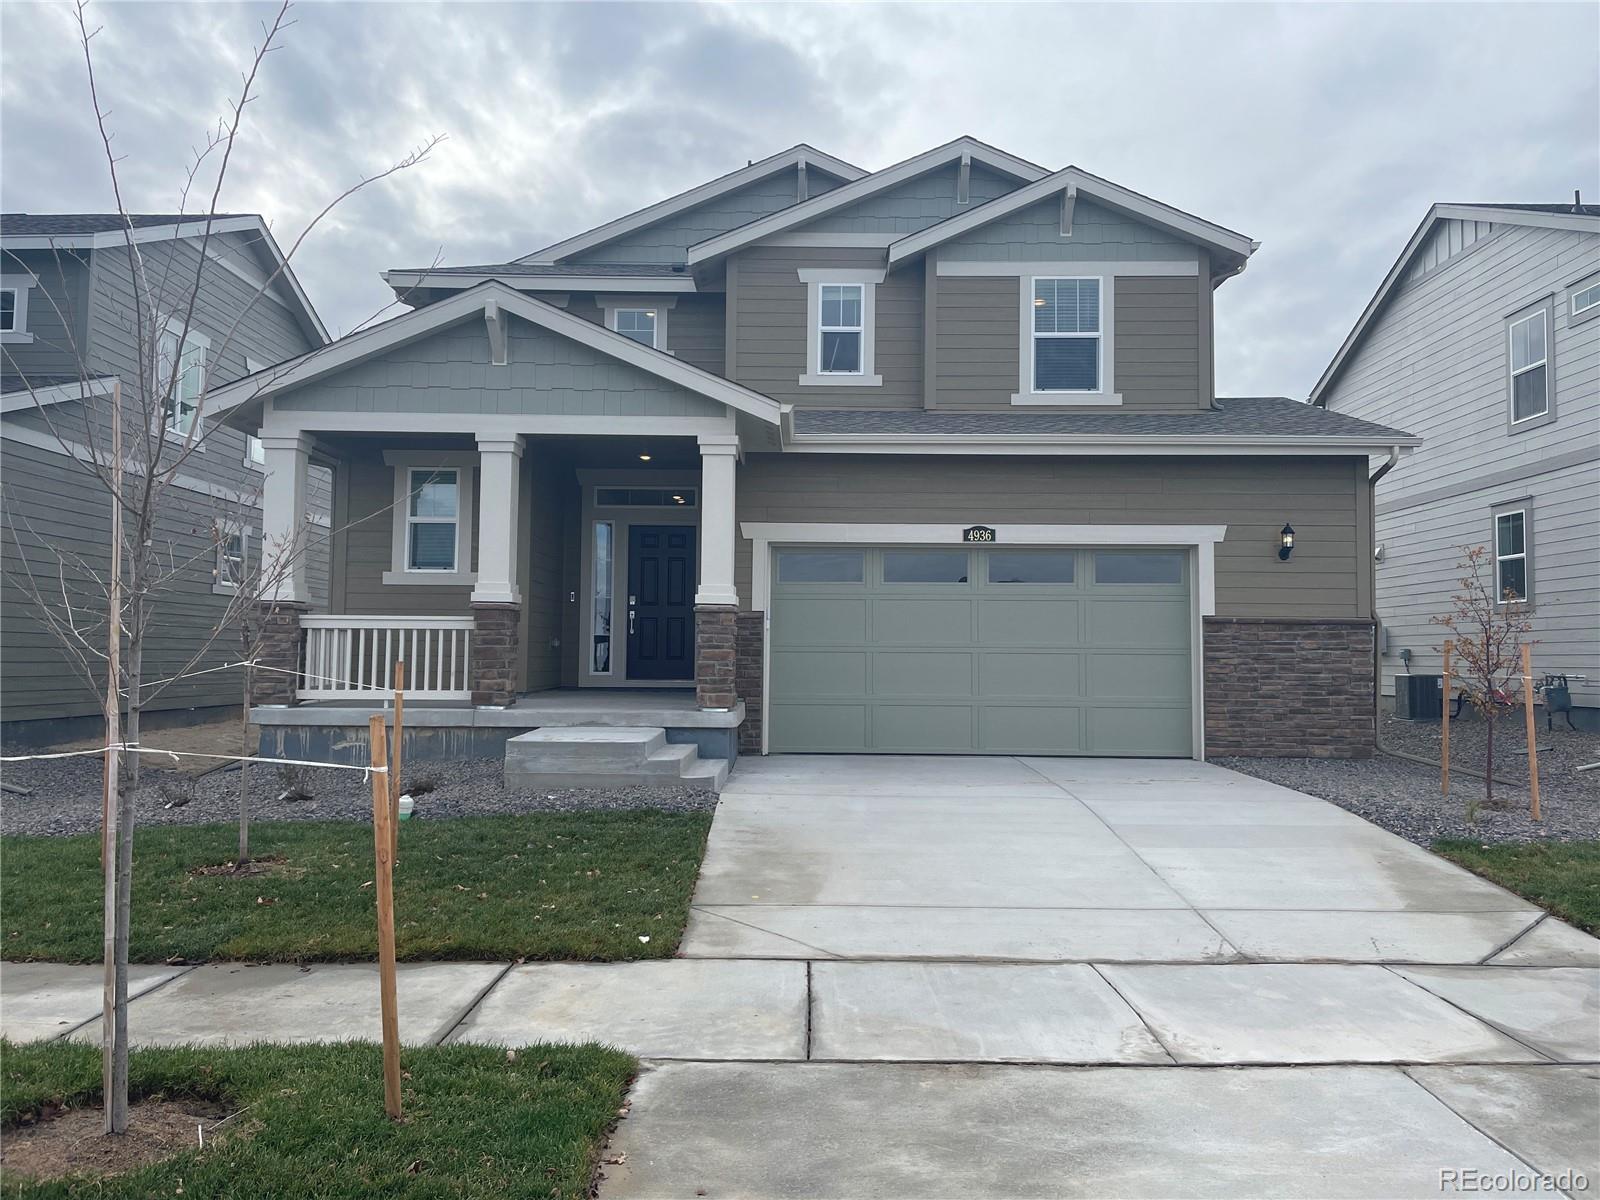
(601, 755, 1600, 1199)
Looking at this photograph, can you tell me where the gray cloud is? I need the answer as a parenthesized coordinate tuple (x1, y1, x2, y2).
(3, 1, 1595, 391)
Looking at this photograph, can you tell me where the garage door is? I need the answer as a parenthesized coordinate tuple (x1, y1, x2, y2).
(768, 546, 1192, 756)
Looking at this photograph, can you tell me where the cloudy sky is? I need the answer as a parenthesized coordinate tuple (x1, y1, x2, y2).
(3, 1, 1596, 398)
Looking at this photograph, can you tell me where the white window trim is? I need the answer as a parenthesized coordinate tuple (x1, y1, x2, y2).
(382, 450, 476, 586)
(1569, 276, 1600, 327)
(1507, 309, 1549, 425)
(0, 272, 36, 344)
(600, 295, 675, 354)
(243, 357, 267, 469)
(156, 316, 211, 442)
(1013, 275, 1120, 406)
(1493, 507, 1531, 605)
(798, 267, 883, 387)
(212, 526, 251, 596)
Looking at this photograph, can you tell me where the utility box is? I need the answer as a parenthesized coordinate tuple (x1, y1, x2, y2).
(1394, 673, 1444, 720)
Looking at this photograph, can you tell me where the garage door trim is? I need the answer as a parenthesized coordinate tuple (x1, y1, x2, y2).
(743, 522, 1228, 758)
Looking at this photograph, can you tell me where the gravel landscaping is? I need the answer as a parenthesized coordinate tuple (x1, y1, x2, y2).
(0, 755, 715, 838)
(1216, 714, 1599, 846)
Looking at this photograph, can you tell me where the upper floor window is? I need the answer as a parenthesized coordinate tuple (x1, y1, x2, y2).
(1574, 282, 1600, 316)
(798, 269, 883, 387)
(1032, 277, 1101, 393)
(157, 320, 209, 437)
(1507, 309, 1548, 425)
(0, 273, 35, 344)
(819, 284, 863, 374)
(614, 308, 657, 348)
(214, 527, 248, 593)
(1494, 508, 1530, 603)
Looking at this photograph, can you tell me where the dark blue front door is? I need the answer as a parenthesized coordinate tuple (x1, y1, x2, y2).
(627, 525, 695, 680)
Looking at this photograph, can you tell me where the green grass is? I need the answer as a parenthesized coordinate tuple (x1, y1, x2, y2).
(0, 1038, 633, 1198)
(1, 812, 710, 963)
(1433, 839, 1600, 934)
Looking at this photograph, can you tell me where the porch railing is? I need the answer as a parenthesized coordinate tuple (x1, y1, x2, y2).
(298, 615, 474, 701)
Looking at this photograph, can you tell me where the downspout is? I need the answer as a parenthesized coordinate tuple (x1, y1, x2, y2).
(1369, 445, 1400, 756)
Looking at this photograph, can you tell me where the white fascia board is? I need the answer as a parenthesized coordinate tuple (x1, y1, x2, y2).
(685, 138, 1051, 267)
(0, 375, 118, 414)
(382, 271, 697, 295)
(781, 433, 1422, 456)
(208, 281, 781, 425)
(1310, 203, 1600, 407)
(888, 167, 1256, 267)
(516, 145, 867, 265)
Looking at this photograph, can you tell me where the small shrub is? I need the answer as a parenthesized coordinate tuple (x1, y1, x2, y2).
(405, 772, 438, 797)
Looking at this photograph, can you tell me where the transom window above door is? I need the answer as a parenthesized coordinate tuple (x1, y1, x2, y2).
(1032, 277, 1101, 393)
(594, 486, 696, 507)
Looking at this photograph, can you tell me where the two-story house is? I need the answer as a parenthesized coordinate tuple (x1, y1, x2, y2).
(1, 213, 329, 744)
(1312, 202, 1600, 729)
(209, 139, 1418, 785)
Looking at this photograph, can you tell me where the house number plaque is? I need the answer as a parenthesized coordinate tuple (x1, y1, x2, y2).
(962, 525, 996, 543)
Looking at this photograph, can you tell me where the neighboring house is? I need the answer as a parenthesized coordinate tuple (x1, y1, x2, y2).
(210, 138, 1417, 779)
(1312, 202, 1600, 729)
(1, 213, 331, 744)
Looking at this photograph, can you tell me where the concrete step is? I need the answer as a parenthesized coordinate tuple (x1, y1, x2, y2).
(504, 725, 730, 793)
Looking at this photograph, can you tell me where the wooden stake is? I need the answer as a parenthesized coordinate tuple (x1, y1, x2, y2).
(1440, 640, 1453, 797)
(1522, 643, 1541, 821)
(369, 714, 402, 1120)
(390, 660, 404, 860)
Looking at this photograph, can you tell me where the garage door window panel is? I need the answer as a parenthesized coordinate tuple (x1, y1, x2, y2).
(1093, 550, 1185, 585)
(777, 549, 865, 584)
(987, 551, 1076, 584)
(883, 550, 970, 584)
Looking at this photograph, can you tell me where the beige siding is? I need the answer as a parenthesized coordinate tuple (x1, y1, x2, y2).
(934, 275, 1020, 405)
(734, 455, 1366, 620)
(1113, 276, 1203, 412)
(730, 245, 923, 409)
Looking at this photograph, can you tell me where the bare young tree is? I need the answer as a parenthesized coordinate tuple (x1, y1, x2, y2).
(1432, 544, 1535, 809)
(1, 1, 439, 1134)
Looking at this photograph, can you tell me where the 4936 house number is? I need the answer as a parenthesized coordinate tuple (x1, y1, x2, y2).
(963, 525, 997, 543)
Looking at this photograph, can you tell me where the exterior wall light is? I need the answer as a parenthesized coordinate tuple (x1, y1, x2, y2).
(1278, 523, 1295, 561)
(638, 453, 652, 462)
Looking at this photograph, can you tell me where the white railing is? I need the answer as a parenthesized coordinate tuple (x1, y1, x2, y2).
(298, 616, 474, 701)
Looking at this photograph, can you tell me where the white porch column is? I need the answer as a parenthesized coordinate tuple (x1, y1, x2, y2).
(259, 432, 311, 604)
(472, 434, 524, 605)
(695, 434, 740, 607)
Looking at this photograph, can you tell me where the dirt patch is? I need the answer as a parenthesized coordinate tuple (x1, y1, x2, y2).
(188, 855, 294, 879)
(0, 1097, 237, 1184)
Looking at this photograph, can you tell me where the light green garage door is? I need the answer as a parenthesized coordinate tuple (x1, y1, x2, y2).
(769, 546, 1193, 756)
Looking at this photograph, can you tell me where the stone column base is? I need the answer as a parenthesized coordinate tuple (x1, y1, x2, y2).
(735, 611, 765, 751)
(250, 602, 307, 706)
(1203, 616, 1375, 759)
(695, 605, 738, 711)
(471, 602, 521, 707)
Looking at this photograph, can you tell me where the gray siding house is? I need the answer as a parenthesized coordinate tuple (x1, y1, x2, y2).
(1312, 203, 1600, 726)
(209, 139, 1417, 781)
(1, 214, 329, 742)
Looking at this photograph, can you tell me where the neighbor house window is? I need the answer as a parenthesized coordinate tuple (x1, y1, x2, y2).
(1033, 277, 1101, 393)
(819, 284, 863, 374)
(214, 528, 247, 593)
(157, 320, 209, 437)
(1573, 282, 1600, 317)
(1507, 310, 1548, 423)
(0, 273, 34, 343)
(798, 269, 882, 386)
(613, 309, 657, 348)
(1494, 509, 1530, 603)
(405, 468, 460, 572)
(592, 520, 614, 673)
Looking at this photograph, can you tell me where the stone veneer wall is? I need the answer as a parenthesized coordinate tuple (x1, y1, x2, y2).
(695, 606, 738, 710)
(250, 604, 305, 706)
(735, 611, 765, 752)
(1203, 617, 1375, 759)
(470, 603, 520, 707)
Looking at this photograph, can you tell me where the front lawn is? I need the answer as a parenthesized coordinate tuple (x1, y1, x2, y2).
(1433, 839, 1600, 934)
(1, 811, 710, 963)
(0, 1038, 632, 1197)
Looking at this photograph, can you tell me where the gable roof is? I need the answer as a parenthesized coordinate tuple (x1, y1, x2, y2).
(382, 261, 696, 298)
(1, 212, 328, 346)
(684, 137, 1050, 268)
(885, 165, 1256, 273)
(518, 144, 864, 266)
(1311, 202, 1600, 407)
(207, 280, 781, 425)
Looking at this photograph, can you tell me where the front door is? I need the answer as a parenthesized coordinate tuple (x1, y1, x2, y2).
(627, 525, 696, 680)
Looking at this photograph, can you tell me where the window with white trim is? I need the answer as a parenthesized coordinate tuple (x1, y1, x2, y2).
(1494, 509, 1529, 603)
(0, 273, 36, 344)
(613, 308, 657, 348)
(1032, 277, 1101, 392)
(1571, 279, 1600, 326)
(244, 358, 267, 466)
(405, 468, 461, 572)
(157, 321, 209, 436)
(214, 527, 247, 592)
(1507, 310, 1548, 423)
(819, 284, 863, 374)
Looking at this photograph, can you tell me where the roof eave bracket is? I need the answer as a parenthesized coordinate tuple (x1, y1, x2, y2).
(1060, 183, 1078, 238)
(484, 299, 507, 366)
